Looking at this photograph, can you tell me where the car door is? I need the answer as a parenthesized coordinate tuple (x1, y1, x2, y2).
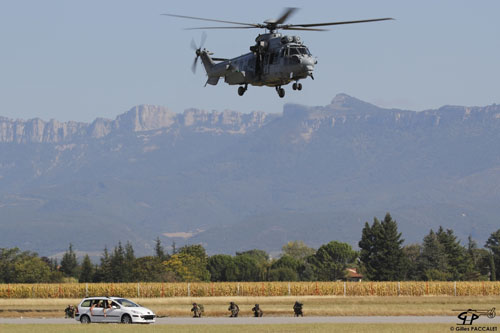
(103, 301, 122, 323)
(89, 299, 105, 323)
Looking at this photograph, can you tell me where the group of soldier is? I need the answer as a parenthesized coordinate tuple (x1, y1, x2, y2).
(65, 301, 304, 319)
(191, 301, 303, 318)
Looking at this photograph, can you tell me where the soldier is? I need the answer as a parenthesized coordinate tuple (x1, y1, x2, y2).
(293, 301, 303, 317)
(64, 304, 75, 318)
(228, 301, 239, 317)
(191, 302, 202, 318)
(252, 304, 263, 317)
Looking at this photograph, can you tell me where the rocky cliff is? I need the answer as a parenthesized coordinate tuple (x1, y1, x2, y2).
(1, 94, 500, 256)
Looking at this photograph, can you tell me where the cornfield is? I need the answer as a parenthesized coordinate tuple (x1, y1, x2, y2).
(0, 281, 499, 298)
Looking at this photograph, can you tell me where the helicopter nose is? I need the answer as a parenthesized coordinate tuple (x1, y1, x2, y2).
(300, 57, 315, 72)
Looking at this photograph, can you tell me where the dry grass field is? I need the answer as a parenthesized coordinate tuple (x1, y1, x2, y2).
(2, 323, 498, 333)
(1, 295, 499, 318)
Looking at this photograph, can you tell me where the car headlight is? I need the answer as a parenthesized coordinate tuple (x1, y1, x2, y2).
(131, 310, 141, 315)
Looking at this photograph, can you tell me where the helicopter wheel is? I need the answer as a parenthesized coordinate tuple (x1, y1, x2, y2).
(276, 87, 285, 98)
(297, 83, 302, 91)
(238, 86, 246, 96)
(292, 83, 297, 90)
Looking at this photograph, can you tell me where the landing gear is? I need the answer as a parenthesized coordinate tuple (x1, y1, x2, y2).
(275, 86, 285, 98)
(238, 84, 248, 96)
(292, 82, 302, 91)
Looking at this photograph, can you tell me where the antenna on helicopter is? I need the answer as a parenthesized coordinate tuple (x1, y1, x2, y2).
(190, 31, 207, 73)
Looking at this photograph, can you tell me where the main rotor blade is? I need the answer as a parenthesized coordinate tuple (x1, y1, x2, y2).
(287, 17, 394, 28)
(162, 13, 259, 27)
(275, 7, 299, 24)
(185, 26, 259, 30)
(282, 27, 328, 31)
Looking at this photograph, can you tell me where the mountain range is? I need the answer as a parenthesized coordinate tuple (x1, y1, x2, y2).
(1, 94, 499, 256)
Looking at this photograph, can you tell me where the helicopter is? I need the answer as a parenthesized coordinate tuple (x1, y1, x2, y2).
(163, 8, 393, 98)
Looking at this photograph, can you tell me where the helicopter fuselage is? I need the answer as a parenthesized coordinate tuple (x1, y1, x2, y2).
(165, 9, 392, 98)
(200, 33, 316, 90)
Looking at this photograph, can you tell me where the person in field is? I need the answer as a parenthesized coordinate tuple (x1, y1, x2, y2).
(293, 301, 303, 317)
(252, 304, 263, 317)
(228, 302, 239, 317)
(191, 302, 203, 318)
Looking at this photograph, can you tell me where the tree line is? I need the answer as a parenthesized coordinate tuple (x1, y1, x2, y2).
(1, 213, 499, 283)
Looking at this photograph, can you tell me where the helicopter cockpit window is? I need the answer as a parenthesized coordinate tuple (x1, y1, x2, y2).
(289, 48, 300, 56)
(298, 47, 311, 55)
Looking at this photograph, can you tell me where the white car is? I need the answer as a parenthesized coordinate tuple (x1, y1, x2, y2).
(75, 296, 155, 324)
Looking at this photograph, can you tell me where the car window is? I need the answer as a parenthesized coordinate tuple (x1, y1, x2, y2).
(115, 298, 139, 307)
(81, 300, 92, 307)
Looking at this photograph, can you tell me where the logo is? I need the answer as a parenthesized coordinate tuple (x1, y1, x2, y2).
(453, 307, 496, 325)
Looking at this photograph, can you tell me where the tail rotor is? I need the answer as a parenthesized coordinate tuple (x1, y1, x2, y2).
(191, 32, 207, 73)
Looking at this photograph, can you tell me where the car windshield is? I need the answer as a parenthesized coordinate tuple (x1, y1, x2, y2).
(115, 298, 139, 307)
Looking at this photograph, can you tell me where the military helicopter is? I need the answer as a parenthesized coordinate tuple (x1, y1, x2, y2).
(163, 8, 393, 98)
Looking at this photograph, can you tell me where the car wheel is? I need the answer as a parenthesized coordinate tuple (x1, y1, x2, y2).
(121, 314, 132, 324)
(80, 315, 91, 324)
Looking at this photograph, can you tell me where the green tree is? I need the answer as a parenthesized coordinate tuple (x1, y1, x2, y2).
(436, 227, 471, 280)
(233, 254, 261, 281)
(13, 256, 52, 283)
(308, 241, 357, 281)
(79, 254, 94, 283)
(418, 230, 449, 280)
(466, 236, 490, 280)
(133, 256, 170, 282)
(163, 252, 210, 282)
(359, 213, 406, 281)
(0, 248, 20, 283)
(402, 244, 421, 280)
(235, 249, 269, 281)
(485, 229, 500, 281)
(154, 237, 167, 261)
(490, 254, 496, 281)
(123, 242, 136, 282)
(281, 241, 315, 261)
(93, 246, 111, 282)
(208, 254, 238, 282)
(60, 243, 78, 278)
(268, 255, 301, 281)
(162, 244, 210, 282)
(109, 242, 126, 282)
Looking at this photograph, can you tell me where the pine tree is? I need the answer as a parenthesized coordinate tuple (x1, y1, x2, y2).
(154, 237, 166, 261)
(60, 244, 78, 278)
(359, 219, 379, 280)
(490, 254, 496, 281)
(485, 229, 500, 280)
(123, 242, 136, 282)
(418, 229, 448, 280)
(436, 226, 471, 280)
(110, 242, 126, 282)
(79, 254, 94, 282)
(359, 213, 405, 281)
(94, 246, 111, 282)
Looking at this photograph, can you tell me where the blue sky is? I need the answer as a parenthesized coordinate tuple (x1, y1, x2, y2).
(0, 0, 499, 122)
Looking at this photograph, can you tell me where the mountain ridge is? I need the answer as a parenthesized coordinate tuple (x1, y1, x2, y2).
(1, 94, 499, 256)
